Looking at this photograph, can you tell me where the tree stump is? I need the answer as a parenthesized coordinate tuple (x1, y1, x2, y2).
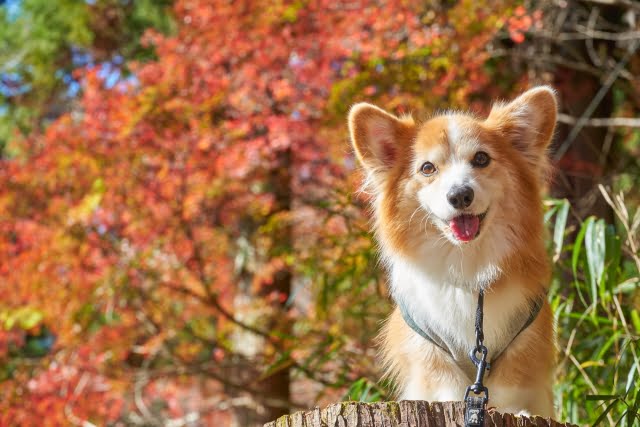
(264, 401, 577, 427)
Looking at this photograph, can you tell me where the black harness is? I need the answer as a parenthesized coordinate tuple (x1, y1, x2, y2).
(398, 291, 544, 370)
(397, 289, 546, 426)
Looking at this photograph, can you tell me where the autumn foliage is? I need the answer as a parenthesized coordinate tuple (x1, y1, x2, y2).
(1, 1, 639, 426)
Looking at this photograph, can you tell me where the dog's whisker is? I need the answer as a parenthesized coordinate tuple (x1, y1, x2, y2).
(408, 206, 423, 226)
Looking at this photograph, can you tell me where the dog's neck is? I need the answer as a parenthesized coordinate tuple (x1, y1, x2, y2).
(384, 233, 510, 290)
(386, 247, 537, 375)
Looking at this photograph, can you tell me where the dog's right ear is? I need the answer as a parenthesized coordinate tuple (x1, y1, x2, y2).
(348, 103, 414, 176)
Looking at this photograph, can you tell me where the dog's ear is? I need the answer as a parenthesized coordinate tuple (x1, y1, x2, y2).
(486, 86, 557, 164)
(348, 103, 415, 177)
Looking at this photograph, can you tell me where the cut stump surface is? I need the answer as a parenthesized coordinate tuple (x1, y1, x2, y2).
(264, 401, 577, 427)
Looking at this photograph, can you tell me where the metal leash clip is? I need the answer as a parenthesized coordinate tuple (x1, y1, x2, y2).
(464, 345, 490, 426)
(464, 290, 490, 427)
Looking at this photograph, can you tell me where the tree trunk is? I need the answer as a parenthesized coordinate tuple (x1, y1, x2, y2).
(264, 401, 576, 427)
(230, 148, 293, 426)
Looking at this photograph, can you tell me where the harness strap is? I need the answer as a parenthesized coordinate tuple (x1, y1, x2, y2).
(513, 295, 544, 338)
(398, 300, 451, 355)
(398, 292, 546, 365)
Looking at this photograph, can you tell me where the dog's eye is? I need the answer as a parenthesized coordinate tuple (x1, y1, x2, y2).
(472, 151, 491, 168)
(420, 162, 437, 176)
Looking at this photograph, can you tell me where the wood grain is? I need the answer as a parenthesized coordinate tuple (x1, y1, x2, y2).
(264, 401, 577, 427)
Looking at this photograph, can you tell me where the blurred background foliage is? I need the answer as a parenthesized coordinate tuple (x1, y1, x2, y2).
(0, 0, 638, 426)
(0, 0, 174, 151)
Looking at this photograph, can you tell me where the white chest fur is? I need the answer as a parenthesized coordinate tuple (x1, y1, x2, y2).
(388, 245, 530, 364)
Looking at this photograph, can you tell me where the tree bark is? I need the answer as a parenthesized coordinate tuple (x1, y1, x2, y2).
(230, 148, 293, 426)
(264, 401, 577, 427)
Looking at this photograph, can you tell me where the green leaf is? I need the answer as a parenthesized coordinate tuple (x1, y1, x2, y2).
(604, 224, 621, 290)
(585, 218, 606, 307)
(587, 394, 620, 401)
(572, 216, 590, 279)
(626, 388, 640, 427)
(626, 364, 637, 394)
(343, 378, 383, 403)
(571, 217, 590, 307)
(631, 309, 640, 334)
(596, 332, 620, 360)
(544, 203, 558, 224)
(553, 199, 569, 262)
(592, 398, 619, 426)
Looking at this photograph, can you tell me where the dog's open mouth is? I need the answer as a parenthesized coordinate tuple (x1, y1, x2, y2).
(449, 211, 487, 242)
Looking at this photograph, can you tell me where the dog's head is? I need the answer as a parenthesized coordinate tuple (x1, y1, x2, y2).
(348, 87, 557, 275)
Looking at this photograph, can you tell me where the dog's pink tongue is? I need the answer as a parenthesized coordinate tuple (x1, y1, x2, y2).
(450, 215, 480, 242)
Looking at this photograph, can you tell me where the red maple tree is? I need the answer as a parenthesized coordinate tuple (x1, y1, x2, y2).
(0, 1, 520, 425)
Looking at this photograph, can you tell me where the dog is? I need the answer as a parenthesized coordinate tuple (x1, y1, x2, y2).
(347, 87, 557, 416)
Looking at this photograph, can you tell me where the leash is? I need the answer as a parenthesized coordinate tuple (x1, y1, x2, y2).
(397, 285, 546, 425)
(464, 289, 490, 427)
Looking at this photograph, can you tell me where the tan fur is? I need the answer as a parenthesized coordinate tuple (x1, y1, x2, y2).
(348, 87, 558, 416)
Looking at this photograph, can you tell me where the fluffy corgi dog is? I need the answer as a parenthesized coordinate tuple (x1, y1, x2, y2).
(347, 87, 557, 416)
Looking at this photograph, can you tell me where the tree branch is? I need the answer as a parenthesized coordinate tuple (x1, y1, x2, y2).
(557, 113, 640, 128)
(554, 38, 640, 160)
(578, 0, 640, 11)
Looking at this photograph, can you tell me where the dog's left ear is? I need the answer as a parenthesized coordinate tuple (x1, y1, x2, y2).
(486, 86, 557, 163)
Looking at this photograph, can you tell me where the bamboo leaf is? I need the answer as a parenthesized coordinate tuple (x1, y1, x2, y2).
(553, 199, 570, 263)
(592, 399, 619, 426)
(585, 218, 606, 307)
(587, 394, 620, 401)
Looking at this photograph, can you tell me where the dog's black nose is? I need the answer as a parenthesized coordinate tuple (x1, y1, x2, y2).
(447, 185, 474, 209)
